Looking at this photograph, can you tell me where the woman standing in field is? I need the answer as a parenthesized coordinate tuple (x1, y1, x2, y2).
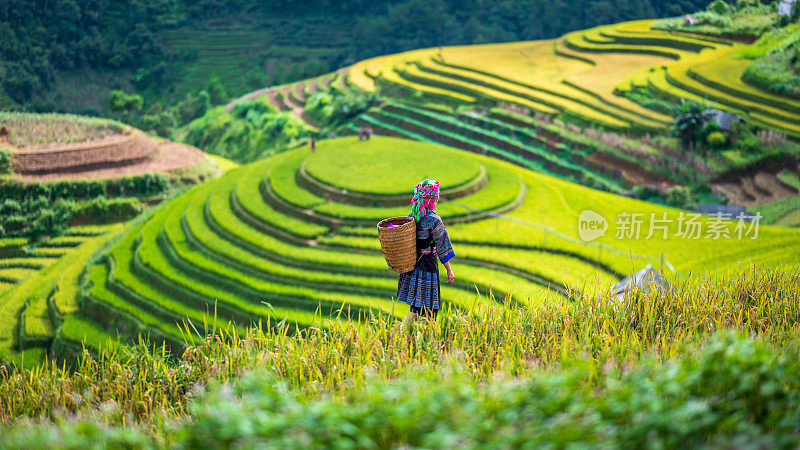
(398, 179, 456, 325)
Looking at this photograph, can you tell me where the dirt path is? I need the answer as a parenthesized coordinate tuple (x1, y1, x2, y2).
(281, 86, 300, 110)
(267, 90, 287, 111)
(292, 82, 307, 103)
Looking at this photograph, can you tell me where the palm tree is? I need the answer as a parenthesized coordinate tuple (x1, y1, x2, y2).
(672, 99, 714, 151)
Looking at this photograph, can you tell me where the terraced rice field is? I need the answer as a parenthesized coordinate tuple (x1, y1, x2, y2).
(347, 19, 800, 137)
(716, 171, 800, 207)
(0, 225, 123, 365)
(0, 112, 123, 147)
(69, 136, 800, 356)
(3, 112, 211, 182)
(353, 103, 632, 193)
(161, 27, 342, 99)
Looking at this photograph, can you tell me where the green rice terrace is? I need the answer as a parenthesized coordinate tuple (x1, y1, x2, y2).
(5, 135, 797, 367)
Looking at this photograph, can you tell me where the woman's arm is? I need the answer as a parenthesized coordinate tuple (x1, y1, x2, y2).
(431, 217, 455, 284)
(443, 261, 455, 284)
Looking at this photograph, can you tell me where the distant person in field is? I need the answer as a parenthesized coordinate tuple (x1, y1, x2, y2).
(398, 179, 455, 325)
(310, 136, 316, 153)
(366, 127, 373, 140)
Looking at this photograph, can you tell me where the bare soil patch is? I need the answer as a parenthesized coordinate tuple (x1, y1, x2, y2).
(586, 151, 671, 185)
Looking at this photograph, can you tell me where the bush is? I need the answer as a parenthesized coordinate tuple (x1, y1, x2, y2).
(708, 0, 730, 14)
(72, 197, 143, 224)
(0, 196, 73, 241)
(0, 174, 166, 240)
(28, 199, 73, 242)
(139, 110, 177, 138)
(178, 91, 211, 123)
(0, 173, 170, 203)
(666, 185, 697, 208)
(734, 126, 762, 154)
(204, 75, 229, 105)
(0, 148, 11, 175)
(743, 47, 800, 99)
(305, 90, 379, 127)
(706, 131, 727, 147)
(108, 90, 143, 114)
(183, 103, 312, 163)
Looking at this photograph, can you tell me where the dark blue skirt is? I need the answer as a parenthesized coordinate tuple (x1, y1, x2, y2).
(397, 268, 441, 310)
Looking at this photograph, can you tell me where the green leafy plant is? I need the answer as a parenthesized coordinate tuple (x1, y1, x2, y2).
(0, 148, 11, 175)
(666, 185, 697, 208)
(72, 197, 143, 224)
(305, 90, 379, 127)
(708, 0, 730, 14)
(706, 130, 727, 147)
(672, 99, 714, 151)
(183, 102, 312, 163)
(0, 196, 74, 242)
(109, 90, 143, 115)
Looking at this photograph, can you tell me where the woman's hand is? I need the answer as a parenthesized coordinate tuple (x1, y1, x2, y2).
(443, 261, 455, 284)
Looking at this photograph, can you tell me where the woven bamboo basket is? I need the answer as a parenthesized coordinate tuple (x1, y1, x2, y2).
(377, 216, 417, 274)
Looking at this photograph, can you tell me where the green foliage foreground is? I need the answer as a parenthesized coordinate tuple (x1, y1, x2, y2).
(4, 333, 800, 449)
(1, 266, 799, 447)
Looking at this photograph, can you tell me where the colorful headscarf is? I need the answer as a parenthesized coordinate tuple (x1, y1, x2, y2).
(410, 178, 440, 222)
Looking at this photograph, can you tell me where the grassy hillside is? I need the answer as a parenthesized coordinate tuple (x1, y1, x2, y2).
(16, 135, 793, 363)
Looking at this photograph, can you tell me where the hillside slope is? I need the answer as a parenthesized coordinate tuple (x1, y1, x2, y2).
(1, 0, 709, 117)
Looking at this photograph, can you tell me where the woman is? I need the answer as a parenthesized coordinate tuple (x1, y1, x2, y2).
(397, 179, 455, 324)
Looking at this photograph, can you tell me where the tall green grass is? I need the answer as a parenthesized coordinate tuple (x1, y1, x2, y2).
(0, 265, 797, 439)
(0, 112, 124, 147)
(4, 331, 800, 448)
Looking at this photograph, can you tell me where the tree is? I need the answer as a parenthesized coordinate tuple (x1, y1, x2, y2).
(666, 185, 697, 209)
(708, 0, 730, 14)
(109, 90, 143, 115)
(177, 90, 211, 123)
(205, 75, 229, 105)
(672, 99, 714, 151)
